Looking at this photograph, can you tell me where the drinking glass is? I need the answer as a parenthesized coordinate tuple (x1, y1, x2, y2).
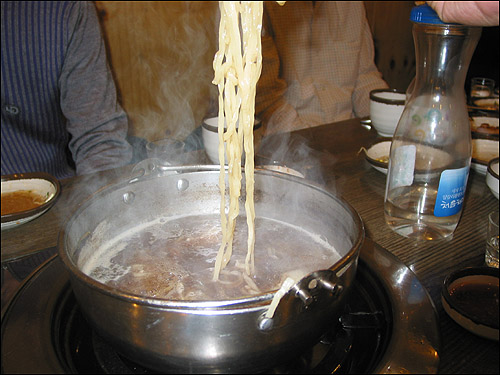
(470, 77, 495, 100)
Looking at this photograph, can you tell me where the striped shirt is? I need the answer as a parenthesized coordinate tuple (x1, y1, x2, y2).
(1, 1, 132, 179)
(256, 1, 388, 134)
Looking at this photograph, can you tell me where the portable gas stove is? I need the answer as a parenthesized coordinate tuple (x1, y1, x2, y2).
(1, 238, 440, 373)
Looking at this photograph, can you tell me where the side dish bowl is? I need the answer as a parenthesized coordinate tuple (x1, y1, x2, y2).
(441, 267, 499, 341)
(472, 98, 499, 113)
(362, 138, 391, 174)
(202, 116, 263, 165)
(1, 172, 60, 230)
(486, 158, 499, 199)
(471, 116, 499, 139)
(369, 89, 406, 137)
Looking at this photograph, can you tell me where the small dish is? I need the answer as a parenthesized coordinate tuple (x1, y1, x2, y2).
(486, 158, 499, 199)
(202, 116, 263, 165)
(472, 98, 499, 112)
(470, 116, 499, 139)
(362, 138, 391, 174)
(441, 267, 499, 341)
(1, 172, 60, 230)
(369, 89, 406, 137)
(471, 139, 499, 175)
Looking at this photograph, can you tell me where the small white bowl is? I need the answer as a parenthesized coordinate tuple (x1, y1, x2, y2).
(369, 89, 406, 137)
(362, 139, 455, 176)
(471, 139, 499, 175)
(202, 116, 263, 164)
(486, 157, 499, 199)
(472, 98, 499, 112)
(1, 172, 60, 230)
(363, 139, 391, 174)
(471, 116, 499, 139)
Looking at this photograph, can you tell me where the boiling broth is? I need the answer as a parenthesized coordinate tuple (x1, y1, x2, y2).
(81, 214, 341, 300)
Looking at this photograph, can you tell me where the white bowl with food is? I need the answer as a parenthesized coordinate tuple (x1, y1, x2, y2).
(369, 89, 406, 137)
(362, 138, 391, 174)
(1, 172, 60, 230)
(471, 139, 500, 175)
(202, 116, 263, 164)
(486, 157, 499, 199)
(472, 97, 499, 112)
(470, 116, 499, 139)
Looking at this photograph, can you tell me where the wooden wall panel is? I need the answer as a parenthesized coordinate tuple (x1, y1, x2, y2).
(364, 1, 416, 92)
(95, 1, 219, 141)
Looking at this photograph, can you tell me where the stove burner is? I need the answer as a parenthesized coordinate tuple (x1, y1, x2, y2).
(1, 238, 440, 374)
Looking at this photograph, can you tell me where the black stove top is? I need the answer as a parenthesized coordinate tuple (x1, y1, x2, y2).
(1, 238, 440, 374)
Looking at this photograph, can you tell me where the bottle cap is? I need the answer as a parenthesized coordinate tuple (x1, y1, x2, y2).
(410, 4, 447, 24)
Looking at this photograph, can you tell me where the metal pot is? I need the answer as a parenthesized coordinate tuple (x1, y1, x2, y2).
(58, 165, 364, 373)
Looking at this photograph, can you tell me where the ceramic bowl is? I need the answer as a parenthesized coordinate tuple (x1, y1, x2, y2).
(470, 116, 499, 139)
(471, 139, 500, 175)
(441, 267, 499, 341)
(472, 97, 499, 112)
(486, 157, 499, 199)
(1, 172, 60, 230)
(362, 138, 391, 174)
(369, 89, 406, 137)
(202, 116, 263, 164)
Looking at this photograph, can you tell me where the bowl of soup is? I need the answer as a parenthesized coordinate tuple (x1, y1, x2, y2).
(1, 172, 60, 230)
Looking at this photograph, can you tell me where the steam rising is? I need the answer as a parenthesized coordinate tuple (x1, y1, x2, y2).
(97, 2, 220, 141)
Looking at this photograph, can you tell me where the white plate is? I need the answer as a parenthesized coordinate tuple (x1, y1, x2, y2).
(1, 173, 60, 230)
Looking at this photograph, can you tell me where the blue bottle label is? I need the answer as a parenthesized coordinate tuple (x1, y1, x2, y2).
(434, 166, 469, 217)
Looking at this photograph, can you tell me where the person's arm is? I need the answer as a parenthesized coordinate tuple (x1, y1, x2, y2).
(60, 2, 133, 175)
(351, 5, 388, 118)
(255, 4, 303, 134)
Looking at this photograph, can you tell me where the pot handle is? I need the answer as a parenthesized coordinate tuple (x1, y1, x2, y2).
(258, 269, 344, 331)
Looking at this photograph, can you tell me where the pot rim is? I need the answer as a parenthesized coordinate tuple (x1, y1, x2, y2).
(58, 166, 364, 310)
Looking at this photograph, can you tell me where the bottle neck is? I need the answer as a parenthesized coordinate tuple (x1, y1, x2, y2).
(412, 23, 481, 97)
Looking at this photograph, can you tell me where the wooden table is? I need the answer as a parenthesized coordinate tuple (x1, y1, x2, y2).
(2, 118, 498, 373)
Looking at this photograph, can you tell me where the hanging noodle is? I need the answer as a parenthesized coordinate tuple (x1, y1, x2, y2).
(212, 1, 263, 281)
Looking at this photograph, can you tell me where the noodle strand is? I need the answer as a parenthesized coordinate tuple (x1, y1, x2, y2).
(212, 1, 263, 281)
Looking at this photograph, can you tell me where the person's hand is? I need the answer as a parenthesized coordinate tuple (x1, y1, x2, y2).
(427, 1, 499, 26)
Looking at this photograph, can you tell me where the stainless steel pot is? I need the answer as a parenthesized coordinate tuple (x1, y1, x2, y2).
(58, 165, 364, 373)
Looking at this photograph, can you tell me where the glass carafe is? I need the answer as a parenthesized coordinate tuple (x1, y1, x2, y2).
(384, 5, 482, 240)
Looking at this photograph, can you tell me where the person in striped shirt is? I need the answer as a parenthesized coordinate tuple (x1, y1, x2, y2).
(1, 1, 133, 179)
